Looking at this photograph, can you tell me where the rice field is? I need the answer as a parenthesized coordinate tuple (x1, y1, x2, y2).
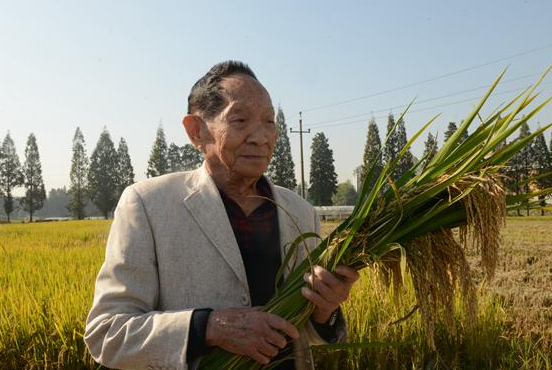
(1, 218, 551, 369)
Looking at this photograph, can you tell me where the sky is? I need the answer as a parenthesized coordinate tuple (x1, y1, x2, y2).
(1, 0, 552, 194)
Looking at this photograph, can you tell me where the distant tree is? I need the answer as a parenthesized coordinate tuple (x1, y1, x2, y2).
(116, 137, 135, 201)
(0, 133, 24, 222)
(36, 187, 71, 218)
(444, 121, 468, 146)
(167, 143, 183, 173)
(394, 118, 414, 179)
(166, 143, 203, 173)
(360, 119, 382, 189)
(308, 132, 338, 206)
(507, 122, 534, 215)
(422, 132, 439, 168)
(147, 125, 168, 177)
(444, 122, 458, 143)
(20, 133, 46, 221)
(296, 181, 309, 199)
(88, 129, 118, 219)
(384, 114, 414, 180)
(267, 106, 297, 189)
(383, 113, 398, 165)
(332, 181, 357, 206)
(181, 144, 203, 170)
(531, 131, 551, 215)
(68, 127, 89, 219)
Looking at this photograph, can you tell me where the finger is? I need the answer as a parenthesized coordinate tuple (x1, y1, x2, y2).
(336, 265, 360, 283)
(266, 314, 300, 339)
(301, 286, 335, 312)
(305, 270, 349, 301)
(247, 348, 271, 365)
(263, 328, 288, 349)
(312, 265, 343, 290)
(303, 275, 344, 304)
(256, 338, 279, 358)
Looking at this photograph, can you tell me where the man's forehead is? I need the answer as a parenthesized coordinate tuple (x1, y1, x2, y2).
(221, 75, 270, 98)
(220, 75, 273, 111)
(225, 100, 274, 113)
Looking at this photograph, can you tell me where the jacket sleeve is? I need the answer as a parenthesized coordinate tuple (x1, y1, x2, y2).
(84, 187, 193, 370)
(300, 207, 348, 346)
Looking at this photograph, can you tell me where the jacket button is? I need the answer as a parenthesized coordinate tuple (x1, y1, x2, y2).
(241, 294, 249, 306)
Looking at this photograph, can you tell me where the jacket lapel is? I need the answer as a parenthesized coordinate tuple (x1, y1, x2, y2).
(181, 166, 249, 291)
(270, 182, 304, 279)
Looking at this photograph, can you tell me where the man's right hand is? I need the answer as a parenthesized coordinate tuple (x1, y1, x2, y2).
(205, 307, 300, 365)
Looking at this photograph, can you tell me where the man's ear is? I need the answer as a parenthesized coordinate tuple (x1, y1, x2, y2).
(182, 114, 205, 152)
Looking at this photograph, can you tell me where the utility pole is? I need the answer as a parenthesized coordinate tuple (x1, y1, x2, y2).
(353, 166, 362, 192)
(290, 112, 310, 198)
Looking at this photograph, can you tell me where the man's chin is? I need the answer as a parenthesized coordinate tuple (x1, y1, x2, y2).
(233, 164, 268, 180)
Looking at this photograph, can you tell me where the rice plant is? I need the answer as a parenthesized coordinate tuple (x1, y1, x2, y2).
(198, 66, 552, 369)
(0, 220, 110, 370)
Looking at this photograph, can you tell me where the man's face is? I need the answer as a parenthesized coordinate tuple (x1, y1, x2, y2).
(200, 74, 277, 180)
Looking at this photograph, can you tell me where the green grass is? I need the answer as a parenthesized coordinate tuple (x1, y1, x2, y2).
(1, 218, 551, 369)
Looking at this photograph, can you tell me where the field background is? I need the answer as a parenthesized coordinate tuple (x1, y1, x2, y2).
(0, 218, 551, 369)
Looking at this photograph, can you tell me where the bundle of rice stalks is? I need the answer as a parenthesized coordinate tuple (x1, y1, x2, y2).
(198, 67, 552, 369)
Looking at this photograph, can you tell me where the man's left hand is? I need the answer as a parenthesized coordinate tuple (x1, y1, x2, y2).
(301, 265, 360, 324)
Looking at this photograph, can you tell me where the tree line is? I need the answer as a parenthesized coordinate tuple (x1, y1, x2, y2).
(358, 118, 551, 213)
(0, 126, 203, 222)
(1, 110, 550, 221)
(272, 109, 551, 210)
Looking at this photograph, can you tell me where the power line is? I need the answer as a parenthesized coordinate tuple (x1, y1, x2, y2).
(305, 72, 541, 128)
(295, 43, 552, 114)
(308, 81, 552, 130)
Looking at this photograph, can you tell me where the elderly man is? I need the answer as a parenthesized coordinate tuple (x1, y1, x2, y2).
(84, 61, 359, 370)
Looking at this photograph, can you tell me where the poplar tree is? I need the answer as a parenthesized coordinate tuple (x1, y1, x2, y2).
(20, 133, 46, 221)
(0, 133, 24, 222)
(182, 144, 203, 170)
(308, 132, 338, 206)
(383, 113, 398, 165)
(444, 122, 458, 142)
(383, 113, 414, 180)
(422, 132, 439, 168)
(88, 129, 118, 219)
(508, 122, 534, 215)
(384, 114, 414, 179)
(395, 118, 414, 178)
(68, 127, 89, 219)
(531, 131, 551, 214)
(360, 119, 382, 188)
(116, 137, 135, 200)
(267, 106, 297, 189)
(167, 143, 183, 172)
(147, 125, 168, 178)
(444, 121, 468, 145)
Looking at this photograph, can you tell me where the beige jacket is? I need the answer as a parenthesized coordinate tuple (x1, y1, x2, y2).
(84, 166, 345, 370)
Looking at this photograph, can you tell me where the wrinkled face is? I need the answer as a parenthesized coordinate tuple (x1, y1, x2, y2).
(201, 74, 277, 180)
